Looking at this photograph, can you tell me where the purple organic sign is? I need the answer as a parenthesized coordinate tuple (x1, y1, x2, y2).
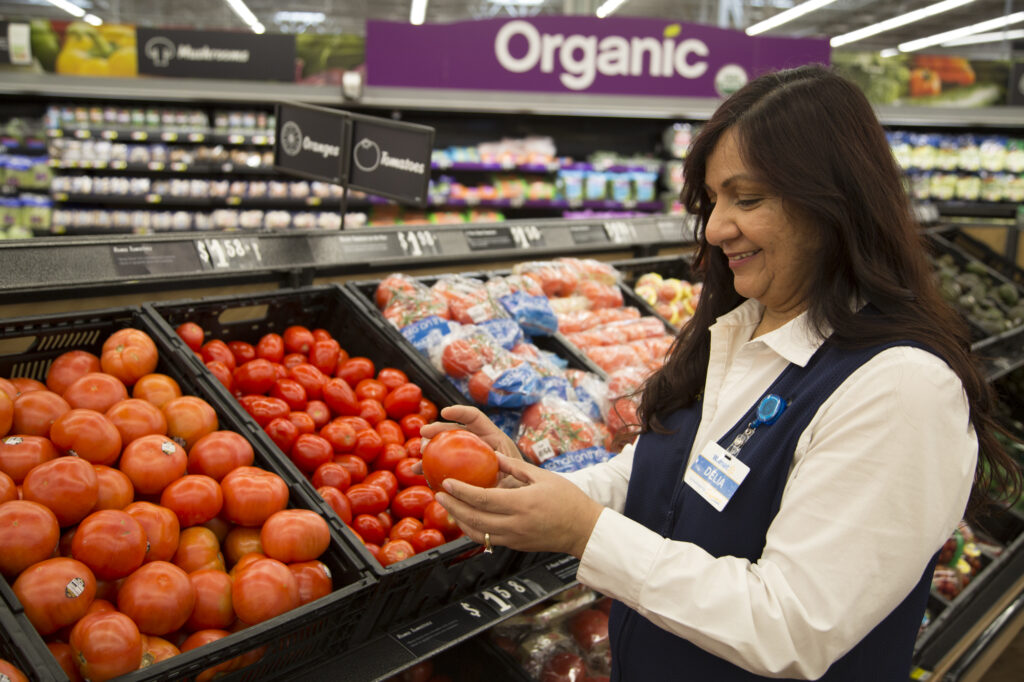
(366, 16, 829, 98)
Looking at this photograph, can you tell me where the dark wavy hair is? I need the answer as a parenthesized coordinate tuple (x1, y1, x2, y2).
(637, 64, 1021, 521)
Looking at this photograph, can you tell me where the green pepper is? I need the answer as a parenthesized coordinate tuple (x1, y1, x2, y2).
(29, 19, 60, 72)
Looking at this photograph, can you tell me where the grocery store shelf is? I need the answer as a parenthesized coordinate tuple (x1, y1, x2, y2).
(46, 125, 274, 146)
(937, 203, 1021, 221)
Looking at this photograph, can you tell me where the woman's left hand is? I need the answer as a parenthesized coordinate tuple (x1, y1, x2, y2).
(434, 455, 603, 558)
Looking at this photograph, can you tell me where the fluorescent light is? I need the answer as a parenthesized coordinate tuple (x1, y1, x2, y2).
(45, 0, 85, 18)
(898, 11, 1024, 52)
(831, 0, 975, 47)
(879, 48, 900, 57)
(488, 0, 544, 4)
(596, 0, 629, 19)
(746, 0, 838, 36)
(942, 28, 1024, 45)
(274, 11, 326, 23)
(83, 13, 102, 25)
(410, 0, 428, 25)
(224, 0, 263, 33)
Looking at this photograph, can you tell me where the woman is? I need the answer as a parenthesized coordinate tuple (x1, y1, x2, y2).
(422, 65, 1022, 680)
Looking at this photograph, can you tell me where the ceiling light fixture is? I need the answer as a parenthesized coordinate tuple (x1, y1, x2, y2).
(410, 0, 428, 25)
(831, 0, 975, 47)
(897, 11, 1024, 52)
(596, 0, 629, 19)
(44, 0, 84, 18)
(83, 13, 102, 25)
(487, 0, 545, 5)
(224, 0, 265, 34)
(274, 11, 326, 24)
(942, 27, 1024, 45)
(745, 0, 838, 35)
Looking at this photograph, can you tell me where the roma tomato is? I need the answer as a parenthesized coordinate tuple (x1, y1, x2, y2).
(305, 400, 331, 429)
(200, 339, 235, 372)
(376, 368, 408, 391)
(378, 539, 415, 566)
(322, 377, 359, 417)
(364, 469, 398, 501)
(172, 526, 224, 573)
(0, 500, 60, 577)
(312, 328, 334, 343)
(13, 556, 97, 635)
(105, 398, 167, 444)
(163, 396, 218, 450)
(131, 373, 182, 409)
(283, 353, 306, 369)
(351, 513, 387, 545)
(356, 379, 388, 402)
(421, 430, 499, 490)
(320, 418, 357, 453)
(395, 457, 427, 488)
(175, 322, 205, 352)
(383, 383, 422, 420)
(283, 325, 315, 355)
(260, 509, 330, 563)
(269, 378, 308, 411)
(220, 466, 288, 527)
(160, 475, 224, 527)
(312, 461, 351, 491)
(206, 361, 233, 391)
(376, 443, 408, 472)
(46, 350, 101, 395)
(0, 434, 57, 483)
(232, 557, 300, 625)
(288, 363, 327, 401)
(353, 428, 384, 463)
(359, 398, 387, 426)
(411, 528, 446, 553)
(423, 500, 462, 541)
(376, 419, 404, 447)
(345, 482, 390, 516)
(334, 454, 368, 484)
(188, 430, 254, 481)
(12, 389, 70, 437)
(119, 435, 187, 496)
(238, 395, 289, 428)
(71, 510, 147, 580)
(389, 516, 422, 544)
(117, 560, 195, 635)
(318, 486, 353, 524)
(289, 560, 332, 605)
(308, 339, 340, 376)
(70, 610, 143, 682)
(100, 328, 159, 386)
(48, 409, 121, 465)
(256, 333, 285, 363)
(22, 455, 99, 526)
(228, 340, 256, 366)
(405, 436, 423, 459)
(186, 569, 235, 631)
(233, 359, 278, 395)
(399, 413, 427, 440)
(391, 485, 435, 520)
(91, 465, 134, 512)
(418, 398, 439, 422)
(124, 501, 180, 563)
(264, 416, 299, 453)
(290, 433, 333, 474)
(337, 357, 375, 386)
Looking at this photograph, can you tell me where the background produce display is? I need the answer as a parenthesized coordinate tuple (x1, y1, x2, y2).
(0, 310, 376, 682)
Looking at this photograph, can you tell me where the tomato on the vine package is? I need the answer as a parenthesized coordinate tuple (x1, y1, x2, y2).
(516, 396, 608, 466)
(377, 273, 451, 329)
(430, 274, 507, 325)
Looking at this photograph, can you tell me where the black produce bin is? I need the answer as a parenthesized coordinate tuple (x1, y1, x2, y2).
(144, 285, 524, 634)
(346, 275, 605, 379)
(0, 306, 377, 682)
(0, 584, 58, 682)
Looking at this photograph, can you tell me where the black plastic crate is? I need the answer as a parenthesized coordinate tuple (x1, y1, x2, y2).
(0, 305, 378, 682)
(0, 583, 59, 682)
(144, 286, 525, 634)
(936, 226, 1024, 290)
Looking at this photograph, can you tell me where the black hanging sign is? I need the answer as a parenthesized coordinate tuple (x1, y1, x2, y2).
(347, 113, 434, 207)
(111, 242, 202, 277)
(136, 28, 295, 81)
(1010, 62, 1024, 107)
(274, 103, 347, 185)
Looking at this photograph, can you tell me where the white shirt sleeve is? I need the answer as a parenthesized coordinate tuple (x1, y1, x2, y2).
(559, 440, 635, 513)
(574, 347, 977, 679)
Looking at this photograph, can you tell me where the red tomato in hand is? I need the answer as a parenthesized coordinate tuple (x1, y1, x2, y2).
(101, 328, 159, 386)
(13, 557, 97, 635)
(421, 430, 499, 490)
(70, 610, 143, 682)
(0, 500, 60, 577)
(46, 350, 101, 395)
(188, 430, 255, 481)
(175, 322, 205, 352)
(118, 560, 195, 635)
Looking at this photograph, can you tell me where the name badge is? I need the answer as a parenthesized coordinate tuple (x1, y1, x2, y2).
(683, 442, 750, 511)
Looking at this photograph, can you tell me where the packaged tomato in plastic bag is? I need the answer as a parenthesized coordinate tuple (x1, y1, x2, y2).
(377, 274, 451, 329)
(497, 290, 559, 336)
(430, 274, 506, 325)
(513, 260, 582, 297)
(606, 365, 651, 398)
(430, 326, 502, 379)
(467, 357, 542, 408)
(517, 396, 604, 465)
(556, 257, 621, 286)
(557, 307, 640, 333)
(576, 279, 623, 310)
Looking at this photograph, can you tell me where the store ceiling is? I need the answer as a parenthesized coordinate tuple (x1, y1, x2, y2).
(0, 0, 1020, 54)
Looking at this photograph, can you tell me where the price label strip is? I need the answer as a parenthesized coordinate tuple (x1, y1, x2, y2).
(196, 237, 264, 271)
(392, 594, 496, 657)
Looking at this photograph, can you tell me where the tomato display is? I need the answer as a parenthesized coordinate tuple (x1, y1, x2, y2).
(160, 474, 224, 527)
(119, 434, 187, 495)
(124, 501, 180, 563)
(12, 389, 70, 437)
(118, 560, 195, 635)
(232, 557, 300, 625)
(0, 434, 57, 483)
(48, 409, 122, 465)
(22, 455, 99, 526)
(70, 610, 143, 682)
(421, 430, 500, 491)
(260, 509, 330, 563)
(175, 321, 205, 352)
(100, 328, 159, 386)
(0, 500, 60, 577)
(13, 556, 97, 635)
(105, 397, 167, 444)
(220, 466, 288, 527)
(71, 510, 147, 580)
(46, 350, 101, 395)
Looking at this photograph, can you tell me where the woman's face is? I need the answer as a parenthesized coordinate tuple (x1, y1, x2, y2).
(703, 129, 819, 323)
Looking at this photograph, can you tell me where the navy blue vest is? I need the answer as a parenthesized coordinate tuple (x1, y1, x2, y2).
(608, 339, 939, 681)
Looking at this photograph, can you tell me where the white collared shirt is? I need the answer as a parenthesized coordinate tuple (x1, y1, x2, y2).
(564, 299, 976, 679)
